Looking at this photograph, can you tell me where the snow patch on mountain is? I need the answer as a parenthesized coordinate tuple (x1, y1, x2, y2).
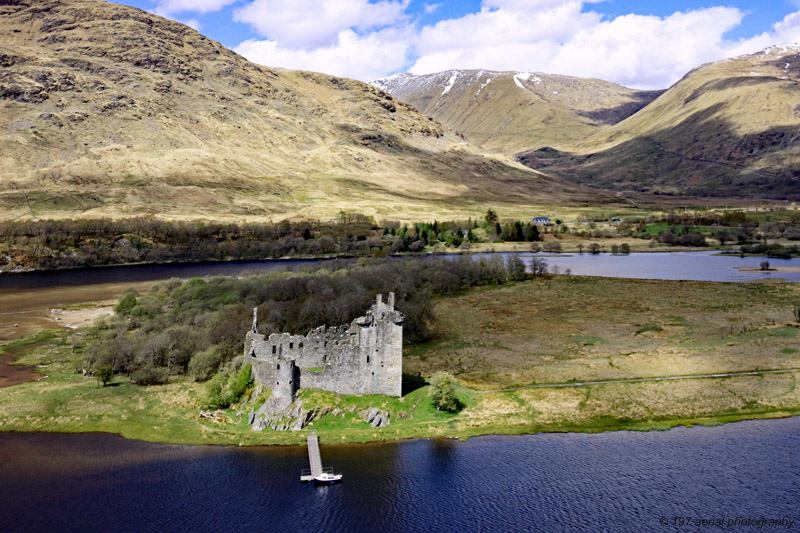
(476, 77, 494, 96)
(513, 72, 532, 89)
(371, 73, 415, 93)
(441, 71, 459, 98)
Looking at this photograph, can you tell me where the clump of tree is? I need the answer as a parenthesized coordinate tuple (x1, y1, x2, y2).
(83, 256, 541, 387)
(429, 372, 462, 412)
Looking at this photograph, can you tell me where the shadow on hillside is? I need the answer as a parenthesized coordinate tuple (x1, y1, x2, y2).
(517, 103, 800, 200)
(576, 90, 664, 126)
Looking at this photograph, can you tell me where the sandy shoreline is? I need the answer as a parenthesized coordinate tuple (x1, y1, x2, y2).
(736, 266, 800, 273)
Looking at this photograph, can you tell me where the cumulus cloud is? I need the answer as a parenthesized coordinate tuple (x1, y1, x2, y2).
(547, 8, 747, 88)
(183, 18, 202, 31)
(424, 3, 441, 15)
(234, 28, 411, 82)
(228, 0, 800, 88)
(234, 0, 410, 48)
(728, 10, 800, 54)
(409, 3, 800, 89)
(152, 0, 237, 16)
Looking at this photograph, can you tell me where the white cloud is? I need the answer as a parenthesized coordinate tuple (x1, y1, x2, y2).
(548, 8, 747, 89)
(409, 3, 800, 89)
(423, 3, 441, 15)
(228, 0, 800, 89)
(415, 1, 600, 55)
(183, 18, 202, 31)
(152, 0, 237, 16)
(234, 0, 410, 48)
(234, 28, 411, 82)
(729, 10, 800, 54)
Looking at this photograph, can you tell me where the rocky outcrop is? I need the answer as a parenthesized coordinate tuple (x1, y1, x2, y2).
(246, 395, 391, 432)
(361, 407, 391, 428)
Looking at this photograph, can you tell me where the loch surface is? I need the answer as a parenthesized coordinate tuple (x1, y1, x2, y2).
(3, 251, 800, 292)
(1, 417, 798, 533)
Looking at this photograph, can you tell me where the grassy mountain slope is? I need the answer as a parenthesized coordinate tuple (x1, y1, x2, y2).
(372, 70, 661, 154)
(518, 45, 800, 199)
(0, 0, 619, 222)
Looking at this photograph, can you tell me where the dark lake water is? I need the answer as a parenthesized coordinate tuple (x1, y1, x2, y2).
(1, 418, 798, 533)
(2, 251, 800, 291)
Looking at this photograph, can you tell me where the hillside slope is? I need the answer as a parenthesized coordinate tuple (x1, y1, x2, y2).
(0, 0, 617, 221)
(518, 45, 800, 199)
(372, 70, 661, 154)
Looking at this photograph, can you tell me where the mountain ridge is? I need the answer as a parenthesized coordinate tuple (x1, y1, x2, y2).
(372, 46, 800, 200)
(0, 0, 624, 221)
(518, 43, 800, 199)
(371, 69, 662, 154)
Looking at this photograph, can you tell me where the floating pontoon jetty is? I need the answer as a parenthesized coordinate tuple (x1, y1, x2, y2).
(300, 433, 341, 483)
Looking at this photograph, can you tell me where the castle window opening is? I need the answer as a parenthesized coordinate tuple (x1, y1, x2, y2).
(277, 364, 280, 370)
(272, 346, 276, 354)
(367, 355, 370, 363)
(299, 342, 303, 349)
(290, 342, 293, 349)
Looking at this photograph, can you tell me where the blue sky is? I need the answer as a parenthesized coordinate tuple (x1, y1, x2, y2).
(114, 0, 800, 88)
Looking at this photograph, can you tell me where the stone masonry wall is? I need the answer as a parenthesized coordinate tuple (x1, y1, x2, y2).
(244, 293, 403, 398)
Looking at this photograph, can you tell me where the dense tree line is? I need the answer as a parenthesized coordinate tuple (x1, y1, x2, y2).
(0, 214, 381, 270)
(83, 255, 535, 389)
(1, 210, 544, 271)
(735, 242, 800, 258)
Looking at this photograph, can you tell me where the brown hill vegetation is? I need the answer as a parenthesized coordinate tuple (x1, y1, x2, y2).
(517, 46, 800, 200)
(373, 70, 661, 154)
(0, 0, 619, 221)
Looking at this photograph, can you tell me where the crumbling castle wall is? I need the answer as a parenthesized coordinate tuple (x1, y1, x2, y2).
(244, 293, 403, 399)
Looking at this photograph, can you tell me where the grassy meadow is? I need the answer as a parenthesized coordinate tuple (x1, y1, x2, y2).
(1, 274, 799, 445)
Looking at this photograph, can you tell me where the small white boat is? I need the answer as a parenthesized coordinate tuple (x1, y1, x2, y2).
(314, 472, 342, 484)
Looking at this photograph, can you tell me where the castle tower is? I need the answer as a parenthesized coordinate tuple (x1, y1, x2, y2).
(272, 357, 298, 409)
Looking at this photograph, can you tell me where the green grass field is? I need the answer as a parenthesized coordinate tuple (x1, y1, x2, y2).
(1, 275, 799, 445)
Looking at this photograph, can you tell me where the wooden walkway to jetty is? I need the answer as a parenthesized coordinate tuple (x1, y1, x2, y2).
(300, 433, 325, 482)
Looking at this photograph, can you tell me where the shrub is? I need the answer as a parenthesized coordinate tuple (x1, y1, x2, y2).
(203, 373, 227, 408)
(429, 371, 462, 412)
(221, 364, 252, 406)
(506, 256, 527, 281)
(96, 366, 113, 387)
(131, 367, 169, 386)
(188, 346, 222, 382)
(114, 290, 138, 315)
(544, 241, 562, 253)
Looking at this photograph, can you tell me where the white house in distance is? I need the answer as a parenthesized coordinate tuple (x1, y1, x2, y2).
(532, 216, 554, 226)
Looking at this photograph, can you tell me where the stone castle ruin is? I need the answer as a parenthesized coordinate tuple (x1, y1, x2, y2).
(244, 293, 404, 408)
